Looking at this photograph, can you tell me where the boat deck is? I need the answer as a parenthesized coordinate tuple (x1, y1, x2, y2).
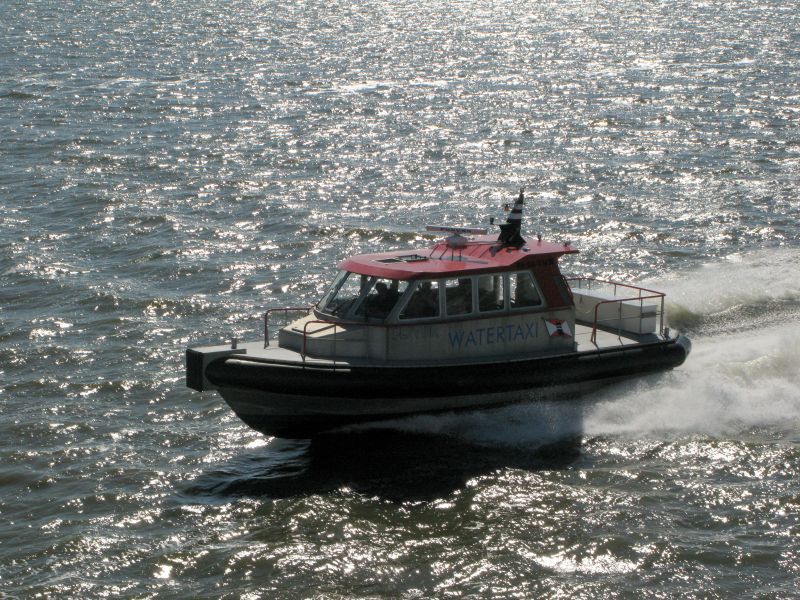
(573, 321, 662, 352)
(195, 320, 663, 370)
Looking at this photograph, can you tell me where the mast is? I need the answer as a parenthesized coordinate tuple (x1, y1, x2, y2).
(497, 188, 526, 248)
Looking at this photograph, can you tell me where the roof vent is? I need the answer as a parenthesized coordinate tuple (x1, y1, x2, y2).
(426, 225, 488, 235)
(377, 254, 429, 264)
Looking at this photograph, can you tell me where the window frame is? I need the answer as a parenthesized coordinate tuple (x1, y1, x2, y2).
(397, 279, 442, 322)
(507, 270, 546, 311)
(320, 269, 549, 324)
(443, 276, 475, 318)
(477, 274, 506, 314)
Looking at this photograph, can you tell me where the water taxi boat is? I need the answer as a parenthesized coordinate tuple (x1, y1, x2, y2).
(186, 190, 690, 438)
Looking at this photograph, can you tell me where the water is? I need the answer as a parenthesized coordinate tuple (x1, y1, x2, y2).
(1, 0, 799, 596)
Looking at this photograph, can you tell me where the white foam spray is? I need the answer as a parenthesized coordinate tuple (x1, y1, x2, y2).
(657, 247, 800, 331)
(588, 249, 800, 440)
(584, 322, 800, 438)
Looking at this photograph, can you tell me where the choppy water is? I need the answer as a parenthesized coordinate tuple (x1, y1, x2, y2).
(2, 0, 799, 597)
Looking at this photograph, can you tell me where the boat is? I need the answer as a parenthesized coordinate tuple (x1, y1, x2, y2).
(186, 190, 690, 438)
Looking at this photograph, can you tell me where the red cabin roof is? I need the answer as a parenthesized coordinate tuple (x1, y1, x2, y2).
(339, 235, 578, 280)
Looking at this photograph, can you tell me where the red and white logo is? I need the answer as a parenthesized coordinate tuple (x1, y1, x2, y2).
(545, 319, 573, 338)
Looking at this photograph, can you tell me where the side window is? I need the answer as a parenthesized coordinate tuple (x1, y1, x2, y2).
(399, 280, 440, 320)
(509, 271, 542, 309)
(355, 279, 409, 320)
(321, 272, 370, 317)
(478, 275, 505, 312)
(445, 278, 473, 317)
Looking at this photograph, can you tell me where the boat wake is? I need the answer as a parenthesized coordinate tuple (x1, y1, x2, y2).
(592, 248, 800, 438)
(344, 399, 586, 449)
(584, 320, 800, 439)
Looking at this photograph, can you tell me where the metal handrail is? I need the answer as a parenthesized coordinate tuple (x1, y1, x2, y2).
(565, 276, 665, 298)
(589, 294, 665, 343)
(302, 319, 342, 371)
(566, 277, 666, 343)
(263, 307, 312, 348)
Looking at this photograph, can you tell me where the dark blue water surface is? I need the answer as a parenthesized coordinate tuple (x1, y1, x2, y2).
(1, 1, 799, 597)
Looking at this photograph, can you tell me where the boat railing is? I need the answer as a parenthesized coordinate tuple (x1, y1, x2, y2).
(264, 309, 351, 368)
(263, 307, 312, 348)
(566, 277, 666, 343)
(301, 320, 344, 370)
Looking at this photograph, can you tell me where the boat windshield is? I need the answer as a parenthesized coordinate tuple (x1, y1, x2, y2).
(319, 271, 371, 317)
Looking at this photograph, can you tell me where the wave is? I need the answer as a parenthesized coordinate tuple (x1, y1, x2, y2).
(0, 89, 40, 100)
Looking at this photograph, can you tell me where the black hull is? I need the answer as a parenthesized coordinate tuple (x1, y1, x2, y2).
(203, 335, 691, 438)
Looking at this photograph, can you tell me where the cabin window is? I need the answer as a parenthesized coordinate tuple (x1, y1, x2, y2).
(478, 275, 505, 312)
(509, 271, 543, 309)
(445, 278, 473, 317)
(399, 280, 440, 320)
(320, 271, 370, 317)
(355, 279, 409, 320)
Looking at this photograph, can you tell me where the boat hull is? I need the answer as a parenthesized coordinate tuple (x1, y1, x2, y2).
(203, 335, 691, 438)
